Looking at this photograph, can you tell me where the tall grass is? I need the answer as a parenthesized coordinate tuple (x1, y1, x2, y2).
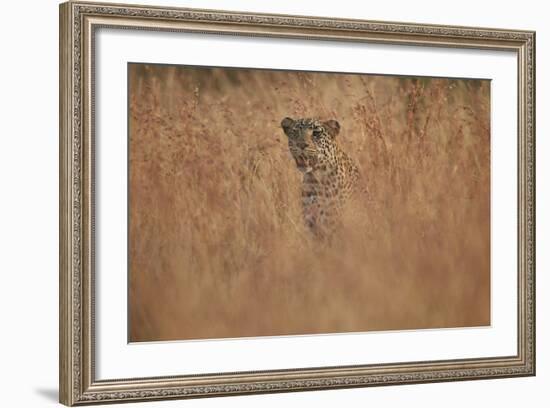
(128, 64, 490, 342)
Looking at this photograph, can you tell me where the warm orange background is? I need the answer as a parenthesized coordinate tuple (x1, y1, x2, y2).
(128, 63, 490, 342)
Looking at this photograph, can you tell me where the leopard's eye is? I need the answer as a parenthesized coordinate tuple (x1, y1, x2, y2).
(312, 129, 322, 138)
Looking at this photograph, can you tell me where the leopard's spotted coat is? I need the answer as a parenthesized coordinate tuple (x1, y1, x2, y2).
(281, 117, 361, 237)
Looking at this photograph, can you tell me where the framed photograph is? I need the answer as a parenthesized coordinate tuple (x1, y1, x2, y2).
(59, 1, 536, 405)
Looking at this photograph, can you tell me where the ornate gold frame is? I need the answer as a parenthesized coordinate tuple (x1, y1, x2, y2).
(59, 1, 536, 405)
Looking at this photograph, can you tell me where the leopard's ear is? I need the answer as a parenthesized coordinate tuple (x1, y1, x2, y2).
(281, 117, 294, 136)
(323, 120, 340, 138)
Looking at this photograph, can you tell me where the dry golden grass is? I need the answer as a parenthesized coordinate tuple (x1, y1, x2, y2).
(128, 63, 490, 342)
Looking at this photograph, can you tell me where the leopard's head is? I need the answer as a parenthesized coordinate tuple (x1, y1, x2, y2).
(280, 117, 340, 173)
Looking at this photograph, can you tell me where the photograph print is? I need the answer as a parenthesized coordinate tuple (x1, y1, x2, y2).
(128, 63, 490, 342)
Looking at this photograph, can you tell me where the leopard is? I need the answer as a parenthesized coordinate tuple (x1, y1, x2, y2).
(280, 117, 361, 238)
